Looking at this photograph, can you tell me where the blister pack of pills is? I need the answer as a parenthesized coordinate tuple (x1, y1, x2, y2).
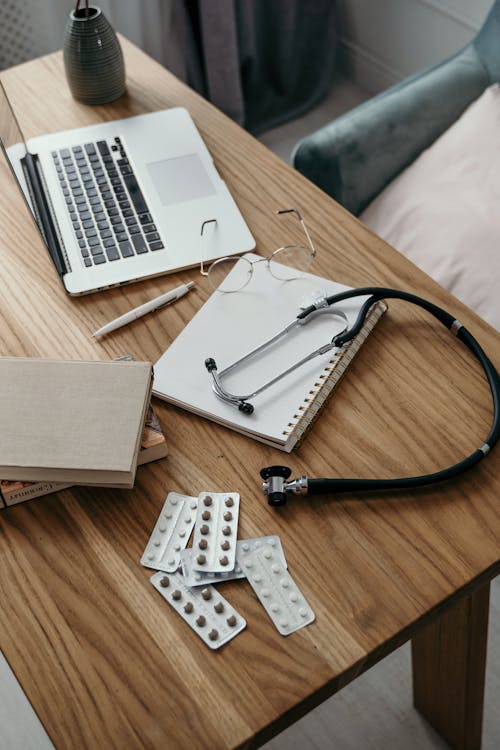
(191, 492, 240, 573)
(151, 570, 246, 649)
(180, 535, 287, 587)
(240, 543, 315, 635)
(141, 492, 198, 572)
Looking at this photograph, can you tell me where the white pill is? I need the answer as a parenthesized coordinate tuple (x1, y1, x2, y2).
(158, 525, 166, 533)
(272, 564, 281, 574)
(167, 558, 175, 566)
(280, 579, 289, 589)
(179, 530, 186, 538)
(252, 574, 261, 583)
(174, 543, 181, 552)
(269, 539, 276, 547)
(279, 620, 288, 628)
(299, 608, 308, 617)
(190, 501, 197, 510)
(263, 549, 272, 559)
(147, 554, 155, 561)
(270, 604, 279, 613)
(289, 593, 298, 603)
(153, 540, 160, 547)
(164, 512, 172, 519)
(242, 543, 250, 551)
(170, 498, 178, 506)
(261, 588, 271, 598)
(244, 560, 252, 569)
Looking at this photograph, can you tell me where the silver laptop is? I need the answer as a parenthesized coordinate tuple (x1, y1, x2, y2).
(0, 81, 255, 295)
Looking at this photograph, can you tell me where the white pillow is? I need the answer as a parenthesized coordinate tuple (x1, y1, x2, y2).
(361, 84, 500, 332)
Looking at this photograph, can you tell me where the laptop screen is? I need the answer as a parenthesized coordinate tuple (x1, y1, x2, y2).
(0, 80, 32, 203)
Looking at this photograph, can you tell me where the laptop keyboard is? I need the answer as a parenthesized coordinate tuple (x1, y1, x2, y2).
(51, 136, 164, 268)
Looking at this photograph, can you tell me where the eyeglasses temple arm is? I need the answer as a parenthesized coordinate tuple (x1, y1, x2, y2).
(275, 208, 316, 257)
(200, 218, 217, 276)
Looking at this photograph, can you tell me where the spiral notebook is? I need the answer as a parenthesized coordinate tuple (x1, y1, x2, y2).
(153, 254, 386, 451)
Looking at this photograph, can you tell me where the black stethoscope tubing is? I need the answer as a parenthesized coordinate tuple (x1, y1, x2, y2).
(262, 287, 500, 503)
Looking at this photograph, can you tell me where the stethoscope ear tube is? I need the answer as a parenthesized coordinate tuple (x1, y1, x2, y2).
(262, 287, 500, 505)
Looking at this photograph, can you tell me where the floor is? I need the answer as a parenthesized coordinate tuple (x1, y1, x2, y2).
(1, 75, 499, 750)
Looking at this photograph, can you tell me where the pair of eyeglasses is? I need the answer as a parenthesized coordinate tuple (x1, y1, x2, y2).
(199, 208, 316, 293)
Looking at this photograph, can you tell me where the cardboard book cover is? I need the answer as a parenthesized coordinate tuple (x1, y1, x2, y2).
(0, 404, 167, 508)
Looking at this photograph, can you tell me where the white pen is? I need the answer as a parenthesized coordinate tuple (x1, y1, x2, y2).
(93, 281, 195, 338)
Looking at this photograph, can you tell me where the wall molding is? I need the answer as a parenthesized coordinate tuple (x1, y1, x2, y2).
(415, 0, 483, 31)
(337, 37, 404, 94)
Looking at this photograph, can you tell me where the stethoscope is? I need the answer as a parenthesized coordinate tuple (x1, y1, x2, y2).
(205, 287, 500, 506)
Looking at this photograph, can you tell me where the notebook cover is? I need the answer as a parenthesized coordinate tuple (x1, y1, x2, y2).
(0, 403, 167, 508)
(153, 255, 385, 451)
(0, 358, 153, 485)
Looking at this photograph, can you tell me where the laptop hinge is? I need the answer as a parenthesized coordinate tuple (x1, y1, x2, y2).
(21, 152, 68, 277)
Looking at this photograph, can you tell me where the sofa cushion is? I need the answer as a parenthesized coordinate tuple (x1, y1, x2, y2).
(360, 84, 500, 331)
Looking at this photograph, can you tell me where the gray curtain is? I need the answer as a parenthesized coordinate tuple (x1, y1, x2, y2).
(175, 0, 338, 134)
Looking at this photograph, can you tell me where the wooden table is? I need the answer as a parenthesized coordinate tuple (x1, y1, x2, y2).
(0, 38, 498, 750)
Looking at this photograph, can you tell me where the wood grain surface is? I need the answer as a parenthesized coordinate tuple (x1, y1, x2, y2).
(0, 38, 498, 750)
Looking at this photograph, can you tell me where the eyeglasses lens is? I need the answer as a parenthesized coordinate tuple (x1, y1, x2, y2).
(269, 245, 313, 281)
(208, 256, 253, 292)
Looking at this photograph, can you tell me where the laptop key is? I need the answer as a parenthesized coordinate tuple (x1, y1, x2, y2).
(101, 230, 112, 239)
(60, 149, 71, 159)
(122, 208, 134, 218)
(90, 196, 101, 206)
(113, 224, 125, 234)
(125, 216, 138, 227)
(105, 246, 120, 261)
(90, 245, 104, 256)
(104, 199, 116, 209)
(116, 232, 128, 242)
(146, 232, 160, 242)
(93, 253, 106, 265)
(84, 257, 92, 267)
(150, 241, 164, 251)
(110, 215, 122, 225)
(94, 212, 106, 222)
(84, 143, 96, 155)
(143, 224, 157, 233)
(97, 221, 109, 230)
(76, 230, 83, 239)
(108, 208, 119, 217)
(132, 235, 148, 254)
(103, 237, 116, 248)
(138, 212, 152, 224)
(97, 141, 111, 157)
(119, 200, 131, 210)
(82, 219, 94, 229)
(129, 225, 140, 234)
(89, 236, 101, 247)
(119, 240, 134, 258)
(78, 239, 86, 248)
(85, 228, 97, 238)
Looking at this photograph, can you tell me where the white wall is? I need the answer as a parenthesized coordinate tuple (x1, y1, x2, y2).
(337, 0, 494, 93)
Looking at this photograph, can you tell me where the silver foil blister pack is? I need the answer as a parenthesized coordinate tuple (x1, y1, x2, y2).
(141, 492, 198, 572)
(240, 542, 315, 635)
(151, 570, 246, 649)
(191, 491, 240, 572)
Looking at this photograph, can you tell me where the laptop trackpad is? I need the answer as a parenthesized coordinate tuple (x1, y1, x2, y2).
(147, 153, 216, 207)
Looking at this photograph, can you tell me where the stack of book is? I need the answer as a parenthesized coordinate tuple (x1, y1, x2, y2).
(0, 357, 167, 509)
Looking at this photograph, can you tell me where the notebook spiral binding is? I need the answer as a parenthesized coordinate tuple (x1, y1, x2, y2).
(282, 302, 387, 444)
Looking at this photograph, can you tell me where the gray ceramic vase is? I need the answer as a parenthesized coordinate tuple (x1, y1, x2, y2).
(63, 5, 125, 105)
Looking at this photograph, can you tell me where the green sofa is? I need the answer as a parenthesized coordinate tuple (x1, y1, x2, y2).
(293, 1, 500, 216)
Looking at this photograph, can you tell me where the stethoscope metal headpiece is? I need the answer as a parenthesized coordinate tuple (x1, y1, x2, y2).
(204, 297, 349, 414)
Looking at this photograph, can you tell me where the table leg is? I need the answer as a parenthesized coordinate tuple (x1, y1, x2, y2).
(411, 583, 490, 750)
